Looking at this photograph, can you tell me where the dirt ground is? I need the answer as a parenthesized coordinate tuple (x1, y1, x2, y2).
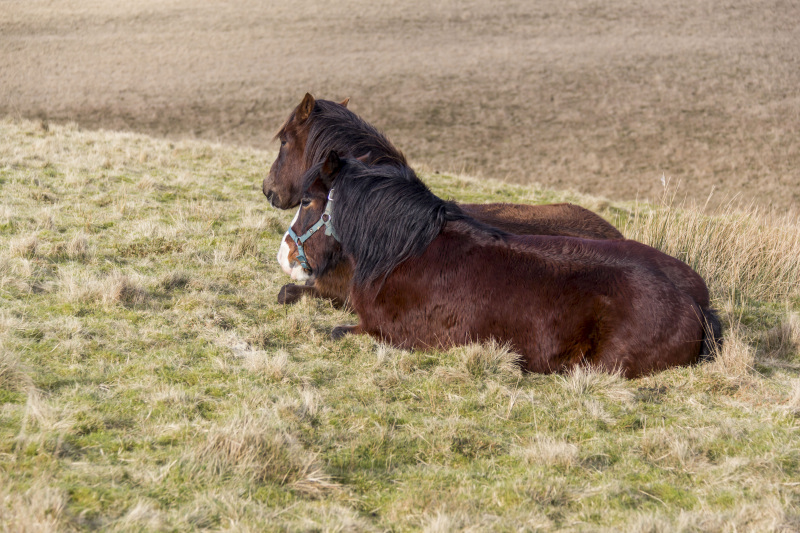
(2, 0, 798, 210)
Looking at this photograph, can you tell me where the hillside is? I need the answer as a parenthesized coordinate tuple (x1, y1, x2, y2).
(2, 0, 798, 210)
(1, 119, 799, 531)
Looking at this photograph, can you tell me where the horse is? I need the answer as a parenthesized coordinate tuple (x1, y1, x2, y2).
(263, 93, 624, 307)
(282, 152, 723, 379)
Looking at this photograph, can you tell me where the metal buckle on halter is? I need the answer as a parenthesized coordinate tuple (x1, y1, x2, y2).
(322, 189, 339, 241)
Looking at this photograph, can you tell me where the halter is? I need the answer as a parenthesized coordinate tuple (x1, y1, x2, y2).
(286, 189, 340, 272)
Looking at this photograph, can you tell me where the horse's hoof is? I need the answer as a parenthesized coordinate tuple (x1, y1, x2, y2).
(331, 325, 352, 341)
(277, 284, 301, 305)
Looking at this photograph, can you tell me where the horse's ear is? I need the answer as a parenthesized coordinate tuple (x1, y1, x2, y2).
(321, 150, 342, 175)
(320, 151, 343, 189)
(339, 97, 350, 108)
(297, 93, 315, 123)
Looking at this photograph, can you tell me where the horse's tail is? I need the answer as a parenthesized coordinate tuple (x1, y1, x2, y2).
(699, 307, 724, 362)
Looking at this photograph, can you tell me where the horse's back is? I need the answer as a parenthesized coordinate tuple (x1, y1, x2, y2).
(460, 202, 623, 240)
(506, 231, 711, 308)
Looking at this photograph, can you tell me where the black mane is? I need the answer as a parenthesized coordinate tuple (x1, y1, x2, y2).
(329, 159, 508, 286)
(301, 101, 407, 191)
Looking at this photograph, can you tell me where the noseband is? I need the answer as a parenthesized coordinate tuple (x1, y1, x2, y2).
(286, 189, 340, 272)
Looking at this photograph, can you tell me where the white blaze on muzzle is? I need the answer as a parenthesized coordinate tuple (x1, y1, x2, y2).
(276, 208, 311, 281)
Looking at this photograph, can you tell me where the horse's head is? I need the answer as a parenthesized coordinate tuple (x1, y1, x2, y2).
(277, 151, 344, 281)
(263, 93, 349, 210)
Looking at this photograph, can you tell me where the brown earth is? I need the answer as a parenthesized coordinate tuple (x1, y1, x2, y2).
(2, 0, 798, 210)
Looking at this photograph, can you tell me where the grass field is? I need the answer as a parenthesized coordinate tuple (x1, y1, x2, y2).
(1, 119, 800, 531)
(2, 0, 798, 211)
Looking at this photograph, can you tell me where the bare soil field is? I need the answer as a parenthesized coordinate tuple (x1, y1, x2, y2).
(2, 0, 798, 210)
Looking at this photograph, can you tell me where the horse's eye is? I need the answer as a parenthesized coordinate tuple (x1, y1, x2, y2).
(280, 140, 287, 147)
(300, 198, 311, 207)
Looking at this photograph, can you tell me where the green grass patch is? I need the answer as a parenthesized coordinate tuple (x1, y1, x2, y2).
(1, 119, 799, 531)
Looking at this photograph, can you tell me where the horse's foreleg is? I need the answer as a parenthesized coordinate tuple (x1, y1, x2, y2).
(277, 283, 319, 305)
(331, 324, 362, 340)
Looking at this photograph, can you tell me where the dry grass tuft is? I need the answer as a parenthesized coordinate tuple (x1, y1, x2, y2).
(456, 340, 522, 380)
(19, 389, 75, 436)
(783, 379, 800, 416)
(8, 235, 38, 259)
(513, 436, 579, 468)
(66, 231, 90, 260)
(422, 510, 469, 533)
(194, 409, 337, 494)
(0, 310, 22, 336)
(99, 273, 148, 307)
(160, 270, 191, 291)
(705, 324, 755, 381)
(129, 219, 179, 241)
(0, 349, 31, 393)
(240, 348, 289, 380)
(59, 268, 149, 307)
(374, 343, 403, 368)
(0, 312, 33, 392)
(227, 230, 260, 261)
(35, 207, 57, 231)
(286, 502, 378, 532)
(639, 427, 705, 471)
(136, 174, 158, 190)
(559, 364, 632, 403)
(146, 383, 192, 407)
(46, 232, 91, 261)
(0, 477, 66, 533)
(627, 494, 792, 532)
(0, 255, 34, 292)
(761, 312, 800, 360)
(241, 206, 286, 235)
(298, 387, 320, 419)
(109, 500, 164, 532)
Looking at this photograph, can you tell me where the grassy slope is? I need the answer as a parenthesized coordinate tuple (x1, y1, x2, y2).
(1, 119, 799, 531)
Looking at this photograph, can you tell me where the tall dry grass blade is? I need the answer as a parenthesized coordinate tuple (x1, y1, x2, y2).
(623, 191, 800, 303)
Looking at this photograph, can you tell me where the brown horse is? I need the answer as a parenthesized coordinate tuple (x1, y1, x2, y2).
(265, 93, 624, 307)
(284, 153, 722, 379)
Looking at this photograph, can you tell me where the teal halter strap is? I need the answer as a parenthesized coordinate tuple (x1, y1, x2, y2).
(285, 189, 340, 272)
